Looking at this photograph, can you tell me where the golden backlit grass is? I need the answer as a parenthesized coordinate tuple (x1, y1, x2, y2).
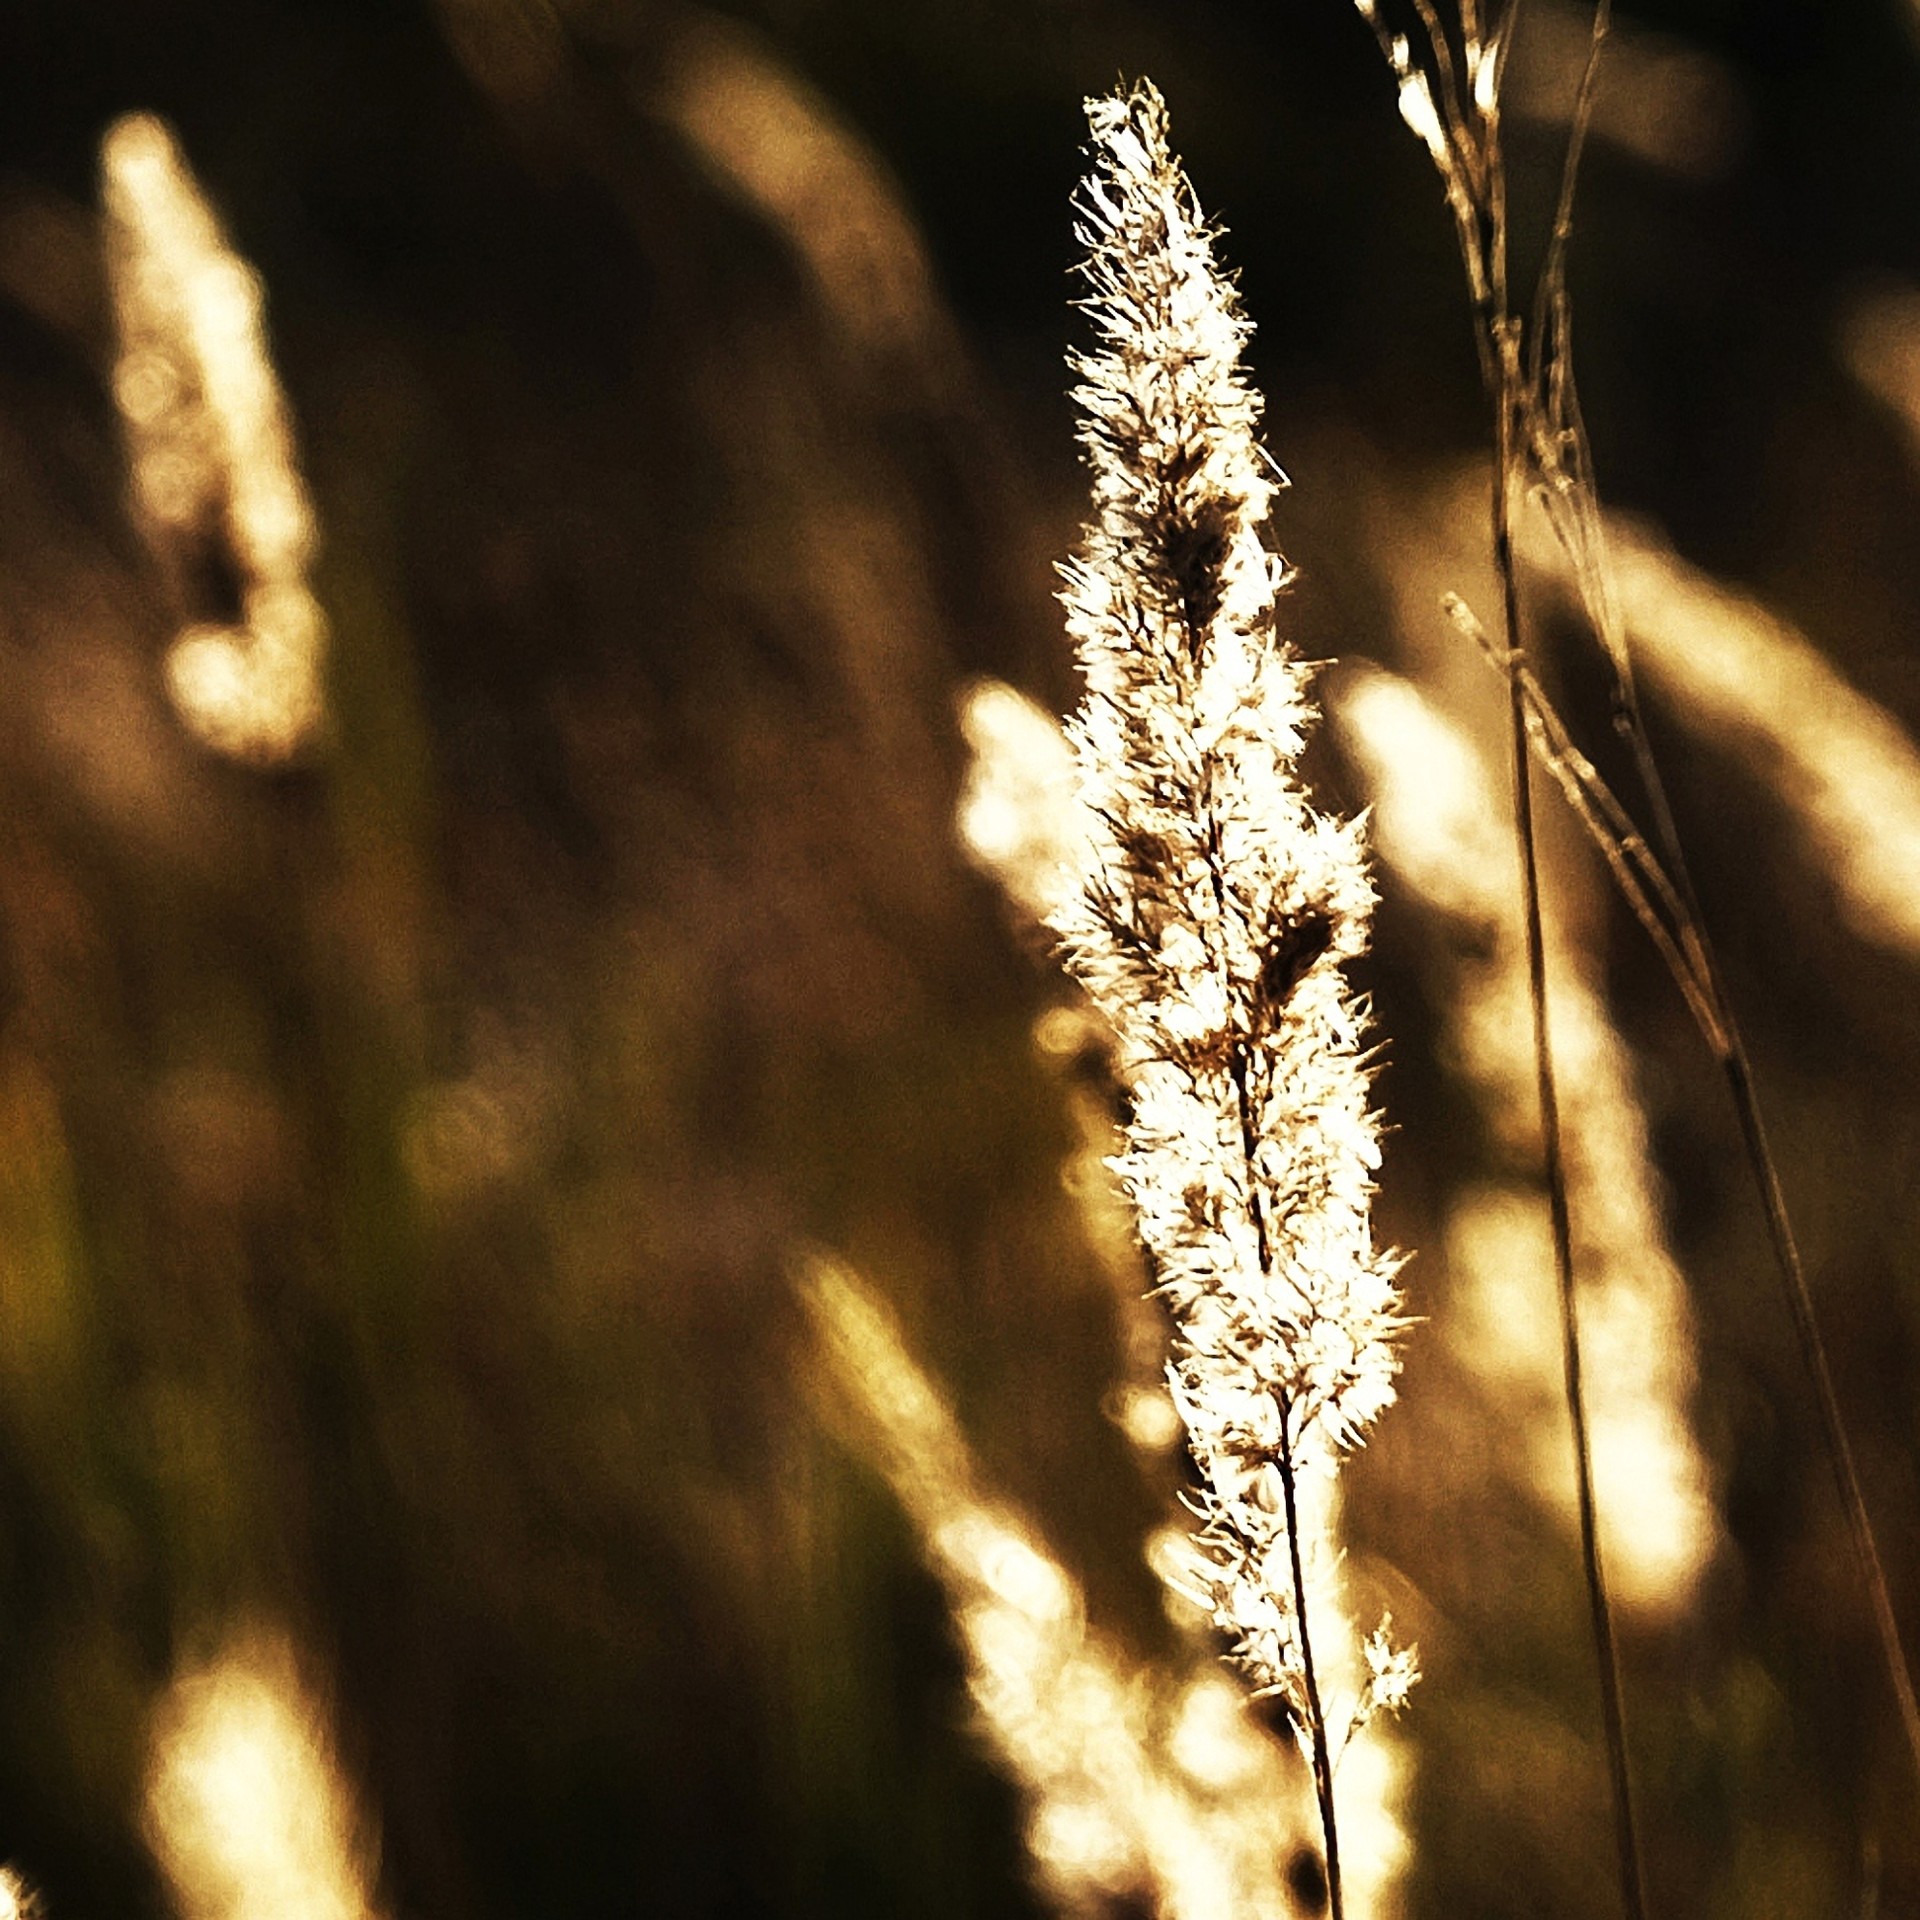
(101, 114, 325, 766)
(144, 1628, 379, 1920)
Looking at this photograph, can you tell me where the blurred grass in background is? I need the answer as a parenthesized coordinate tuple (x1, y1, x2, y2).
(0, 0, 1917, 1915)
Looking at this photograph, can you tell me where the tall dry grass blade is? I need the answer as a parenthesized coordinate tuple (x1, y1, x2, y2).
(144, 1627, 381, 1920)
(1493, 496, 1920, 1774)
(1400, 43, 1920, 1775)
(1493, 481, 1646, 1920)
(1442, 594, 1726, 1051)
(1479, 674, 1920, 1807)
(1429, 457, 1920, 1790)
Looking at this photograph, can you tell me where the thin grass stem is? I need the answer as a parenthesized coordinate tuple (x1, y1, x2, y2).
(1447, 595, 1728, 1051)
(1474, 538, 1920, 1780)
(1362, 1, 1652, 1902)
(1493, 374, 1650, 1920)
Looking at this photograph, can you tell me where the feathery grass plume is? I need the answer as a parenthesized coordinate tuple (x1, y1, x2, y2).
(144, 1626, 380, 1920)
(1048, 82, 1411, 1913)
(100, 113, 325, 767)
(1336, 666, 1719, 1615)
(797, 1253, 1328, 1920)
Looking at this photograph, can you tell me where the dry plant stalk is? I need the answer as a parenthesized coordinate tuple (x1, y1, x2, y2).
(797, 1255, 1324, 1920)
(101, 113, 326, 767)
(1045, 82, 1411, 1916)
(1361, 0, 1920, 1848)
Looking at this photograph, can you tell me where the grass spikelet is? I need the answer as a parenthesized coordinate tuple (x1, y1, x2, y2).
(100, 113, 325, 767)
(1047, 80, 1411, 1915)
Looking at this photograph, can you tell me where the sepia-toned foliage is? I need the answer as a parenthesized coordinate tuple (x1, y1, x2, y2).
(0, 2, 1916, 1917)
